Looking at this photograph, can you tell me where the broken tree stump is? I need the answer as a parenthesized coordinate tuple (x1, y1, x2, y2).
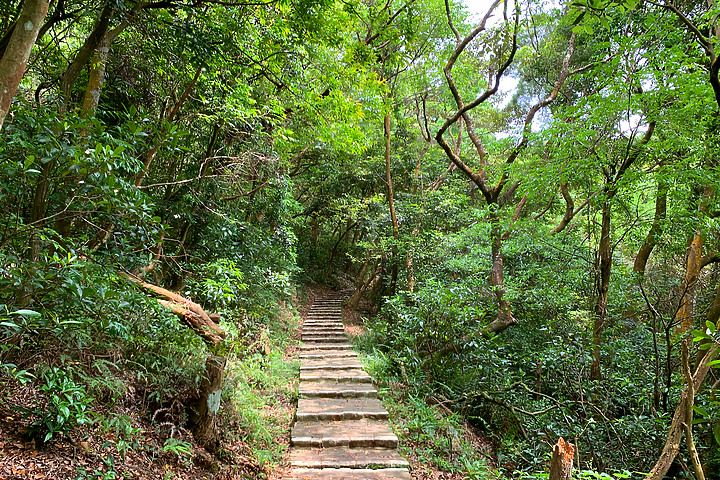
(189, 355, 227, 453)
(549, 437, 574, 480)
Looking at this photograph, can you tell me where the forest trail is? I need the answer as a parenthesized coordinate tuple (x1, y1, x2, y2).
(285, 296, 411, 480)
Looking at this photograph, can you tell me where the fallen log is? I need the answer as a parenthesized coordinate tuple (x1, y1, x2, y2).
(122, 273, 226, 347)
(157, 300, 225, 347)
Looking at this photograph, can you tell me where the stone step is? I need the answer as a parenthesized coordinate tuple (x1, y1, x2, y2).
(302, 334, 347, 342)
(286, 468, 411, 480)
(305, 317, 343, 322)
(300, 343, 352, 351)
(300, 350, 358, 359)
(291, 419, 398, 448)
(303, 327, 346, 333)
(296, 397, 388, 421)
(303, 324, 344, 328)
(299, 382, 378, 398)
(300, 358, 364, 370)
(289, 447, 408, 469)
(300, 368, 371, 383)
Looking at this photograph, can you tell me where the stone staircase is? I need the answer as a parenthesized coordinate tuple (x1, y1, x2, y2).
(286, 297, 411, 480)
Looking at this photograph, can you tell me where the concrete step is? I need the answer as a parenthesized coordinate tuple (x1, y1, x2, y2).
(300, 343, 352, 351)
(300, 350, 358, 359)
(299, 382, 378, 398)
(286, 468, 411, 480)
(302, 334, 348, 342)
(300, 358, 364, 370)
(303, 327, 346, 333)
(300, 368, 371, 383)
(296, 397, 389, 421)
(291, 419, 398, 448)
(290, 447, 408, 469)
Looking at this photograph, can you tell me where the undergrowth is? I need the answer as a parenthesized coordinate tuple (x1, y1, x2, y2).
(357, 345, 494, 480)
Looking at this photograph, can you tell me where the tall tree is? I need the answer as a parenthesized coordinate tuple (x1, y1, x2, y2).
(0, 0, 50, 129)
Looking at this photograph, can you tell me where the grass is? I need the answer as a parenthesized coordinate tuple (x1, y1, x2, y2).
(357, 347, 495, 480)
(222, 306, 301, 471)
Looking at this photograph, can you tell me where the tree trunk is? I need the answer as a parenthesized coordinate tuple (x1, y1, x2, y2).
(189, 355, 226, 453)
(80, 37, 111, 117)
(591, 197, 612, 380)
(676, 186, 714, 332)
(676, 231, 704, 333)
(0, 0, 50, 129)
(549, 437, 574, 480)
(385, 113, 399, 295)
(483, 210, 516, 335)
(124, 274, 227, 346)
(633, 178, 667, 275)
(133, 65, 202, 186)
(58, 0, 115, 112)
(348, 255, 377, 310)
(644, 343, 718, 480)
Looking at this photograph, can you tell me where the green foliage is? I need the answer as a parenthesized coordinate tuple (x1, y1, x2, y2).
(14, 367, 94, 444)
(161, 438, 193, 458)
(223, 311, 301, 467)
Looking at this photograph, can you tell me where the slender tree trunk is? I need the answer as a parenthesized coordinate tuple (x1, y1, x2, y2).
(0, 0, 50, 129)
(384, 113, 399, 295)
(591, 196, 612, 381)
(483, 209, 516, 335)
(644, 343, 718, 480)
(133, 65, 202, 187)
(58, 0, 115, 112)
(348, 254, 373, 310)
(633, 178, 667, 275)
(80, 37, 111, 117)
(676, 231, 705, 333)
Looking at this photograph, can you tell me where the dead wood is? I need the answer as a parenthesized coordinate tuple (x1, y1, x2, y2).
(123, 273, 226, 346)
(550, 437, 574, 480)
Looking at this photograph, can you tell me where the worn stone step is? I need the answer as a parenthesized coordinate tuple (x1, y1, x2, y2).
(302, 334, 348, 342)
(300, 358, 364, 370)
(291, 419, 398, 448)
(286, 468, 411, 480)
(300, 343, 352, 351)
(299, 381, 378, 398)
(289, 447, 408, 469)
(300, 368, 371, 383)
(300, 350, 358, 359)
(305, 317, 343, 322)
(303, 326, 346, 333)
(303, 324, 344, 329)
(296, 397, 388, 421)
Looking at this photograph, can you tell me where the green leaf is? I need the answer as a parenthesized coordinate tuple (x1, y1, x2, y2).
(706, 320, 717, 333)
(10, 309, 41, 318)
(714, 424, 720, 446)
(692, 329, 711, 340)
(692, 405, 709, 417)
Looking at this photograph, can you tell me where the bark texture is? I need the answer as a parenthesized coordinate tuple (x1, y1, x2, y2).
(644, 343, 718, 480)
(124, 274, 226, 346)
(549, 437, 574, 480)
(189, 355, 226, 453)
(0, 0, 50, 129)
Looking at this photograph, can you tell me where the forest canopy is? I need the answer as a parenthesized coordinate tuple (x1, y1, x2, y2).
(1, 0, 720, 478)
